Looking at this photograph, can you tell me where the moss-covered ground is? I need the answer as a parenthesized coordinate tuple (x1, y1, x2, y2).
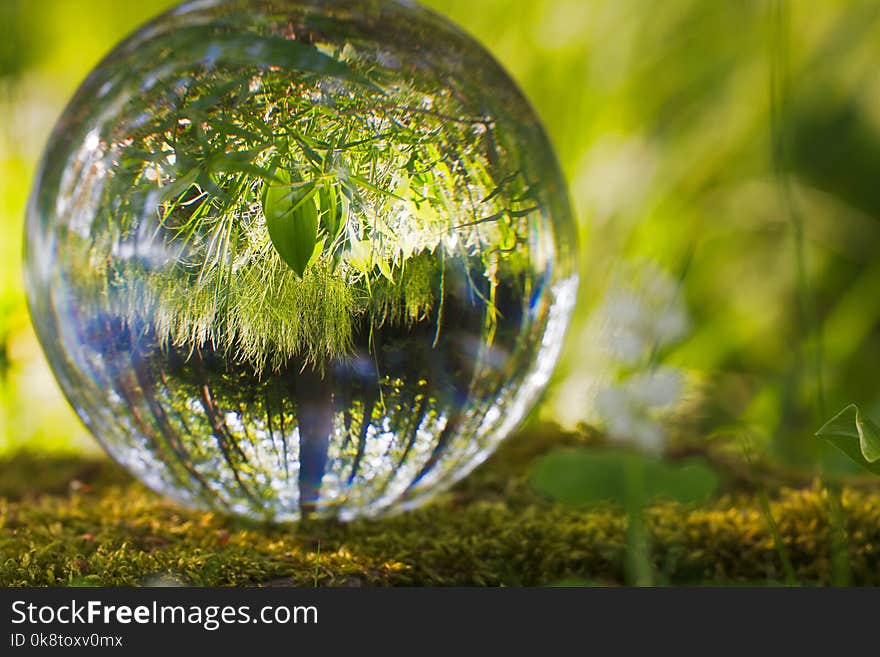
(2, 424, 880, 586)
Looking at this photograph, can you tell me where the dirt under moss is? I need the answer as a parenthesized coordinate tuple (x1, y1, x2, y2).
(2, 424, 880, 586)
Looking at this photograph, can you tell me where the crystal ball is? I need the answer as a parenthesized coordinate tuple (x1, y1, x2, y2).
(24, 0, 578, 521)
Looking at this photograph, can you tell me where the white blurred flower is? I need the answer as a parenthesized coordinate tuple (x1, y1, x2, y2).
(595, 367, 684, 454)
(542, 259, 691, 439)
(588, 261, 689, 452)
(627, 368, 682, 409)
(654, 308, 689, 347)
(597, 261, 689, 365)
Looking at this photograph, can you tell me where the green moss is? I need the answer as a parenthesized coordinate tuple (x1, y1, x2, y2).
(2, 426, 880, 586)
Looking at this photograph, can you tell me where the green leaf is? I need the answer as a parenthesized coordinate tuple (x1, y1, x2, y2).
(318, 181, 345, 239)
(184, 79, 248, 114)
(307, 236, 326, 269)
(816, 404, 880, 475)
(262, 169, 319, 277)
(347, 238, 373, 276)
(480, 170, 519, 204)
(293, 134, 325, 168)
(157, 167, 201, 204)
(498, 217, 517, 251)
(207, 148, 274, 179)
(165, 27, 379, 89)
(226, 34, 371, 86)
(347, 174, 406, 201)
(376, 256, 394, 283)
(531, 448, 720, 508)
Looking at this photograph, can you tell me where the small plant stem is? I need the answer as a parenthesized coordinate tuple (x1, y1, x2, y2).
(757, 489, 797, 585)
(770, 4, 846, 584)
(432, 251, 446, 349)
(742, 435, 797, 584)
(769, 0, 826, 421)
(624, 455, 653, 587)
(314, 540, 321, 587)
(826, 481, 851, 586)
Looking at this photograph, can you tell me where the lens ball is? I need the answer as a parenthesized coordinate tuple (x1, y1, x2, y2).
(25, 0, 577, 521)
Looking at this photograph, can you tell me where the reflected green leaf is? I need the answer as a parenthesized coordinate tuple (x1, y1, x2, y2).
(262, 169, 319, 277)
(165, 27, 376, 88)
(318, 180, 345, 239)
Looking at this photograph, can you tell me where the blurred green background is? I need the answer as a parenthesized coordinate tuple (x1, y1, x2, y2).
(2, 0, 879, 476)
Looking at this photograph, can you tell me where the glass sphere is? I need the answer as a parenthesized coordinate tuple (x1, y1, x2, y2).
(24, 0, 578, 521)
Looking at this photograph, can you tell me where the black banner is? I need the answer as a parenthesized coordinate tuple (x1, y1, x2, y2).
(0, 587, 873, 652)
